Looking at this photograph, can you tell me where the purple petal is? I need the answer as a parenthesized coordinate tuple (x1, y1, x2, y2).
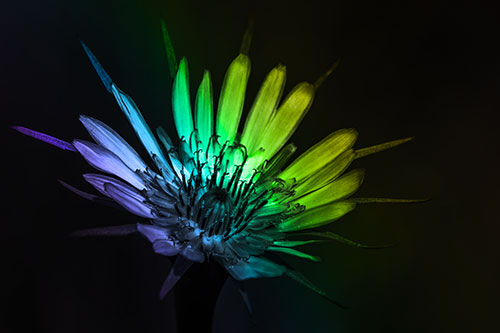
(83, 173, 132, 197)
(71, 224, 137, 237)
(103, 182, 154, 218)
(137, 223, 169, 242)
(79, 115, 148, 172)
(180, 247, 205, 263)
(159, 256, 193, 300)
(13, 126, 76, 152)
(153, 240, 180, 256)
(58, 179, 122, 210)
(73, 139, 144, 189)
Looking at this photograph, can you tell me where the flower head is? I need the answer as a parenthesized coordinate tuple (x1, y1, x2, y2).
(14, 22, 422, 305)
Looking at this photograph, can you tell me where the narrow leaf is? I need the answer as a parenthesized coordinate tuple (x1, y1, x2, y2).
(285, 269, 347, 309)
(355, 137, 414, 159)
(160, 20, 178, 78)
(13, 126, 76, 152)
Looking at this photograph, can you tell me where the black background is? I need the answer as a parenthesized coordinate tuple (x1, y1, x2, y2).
(2, 0, 499, 332)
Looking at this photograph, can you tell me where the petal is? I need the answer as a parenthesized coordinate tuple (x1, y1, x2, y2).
(195, 70, 214, 150)
(278, 201, 356, 231)
(13, 126, 76, 151)
(240, 64, 286, 154)
(349, 197, 429, 204)
(110, 84, 171, 174)
(159, 256, 193, 300)
(267, 246, 321, 262)
(293, 149, 355, 195)
(58, 179, 122, 210)
(74, 140, 145, 189)
(71, 224, 137, 237)
(225, 256, 286, 280)
(83, 173, 131, 196)
(272, 240, 319, 247)
(153, 240, 180, 256)
(137, 223, 169, 242)
(279, 128, 358, 182)
(81, 43, 171, 175)
(156, 127, 184, 180)
(172, 57, 194, 141)
(254, 143, 297, 181)
(216, 54, 251, 143)
(79, 115, 147, 172)
(256, 82, 315, 161)
(285, 269, 347, 308)
(296, 169, 365, 209)
(291, 231, 394, 249)
(160, 20, 178, 78)
(104, 182, 154, 218)
(80, 42, 113, 93)
(355, 137, 414, 159)
(180, 247, 205, 263)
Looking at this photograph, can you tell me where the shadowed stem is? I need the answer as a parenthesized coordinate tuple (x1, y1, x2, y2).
(174, 261, 228, 333)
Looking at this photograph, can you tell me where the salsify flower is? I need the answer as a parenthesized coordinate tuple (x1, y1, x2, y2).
(14, 22, 422, 307)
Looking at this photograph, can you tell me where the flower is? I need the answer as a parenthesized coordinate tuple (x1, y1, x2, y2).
(14, 22, 422, 306)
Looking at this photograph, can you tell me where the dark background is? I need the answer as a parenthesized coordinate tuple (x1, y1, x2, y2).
(2, 0, 498, 332)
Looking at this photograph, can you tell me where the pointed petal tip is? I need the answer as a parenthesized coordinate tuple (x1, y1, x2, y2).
(314, 58, 341, 90)
(240, 18, 254, 55)
(80, 41, 113, 93)
(285, 269, 348, 309)
(355, 136, 415, 159)
(161, 19, 178, 78)
(350, 197, 430, 204)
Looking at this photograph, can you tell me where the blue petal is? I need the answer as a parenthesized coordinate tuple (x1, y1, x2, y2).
(74, 140, 145, 189)
(226, 256, 286, 280)
(110, 84, 175, 181)
(81, 41, 113, 93)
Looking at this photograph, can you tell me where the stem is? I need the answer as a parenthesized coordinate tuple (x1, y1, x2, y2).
(174, 261, 228, 333)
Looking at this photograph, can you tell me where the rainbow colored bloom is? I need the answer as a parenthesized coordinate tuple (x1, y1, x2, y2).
(14, 22, 420, 306)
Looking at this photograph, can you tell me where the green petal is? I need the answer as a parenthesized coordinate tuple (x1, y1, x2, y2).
(268, 246, 321, 262)
(296, 169, 364, 210)
(216, 54, 251, 143)
(279, 201, 356, 232)
(349, 197, 429, 204)
(195, 70, 213, 150)
(355, 136, 414, 159)
(293, 231, 394, 249)
(273, 240, 319, 247)
(285, 269, 347, 308)
(294, 149, 355, 195)
(279, 128, 358, 183)
(160, 20, 177, 78)
(257, 82, 315, 161)
(240, 65, 286, 154)
(172, 57, 194, 141)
